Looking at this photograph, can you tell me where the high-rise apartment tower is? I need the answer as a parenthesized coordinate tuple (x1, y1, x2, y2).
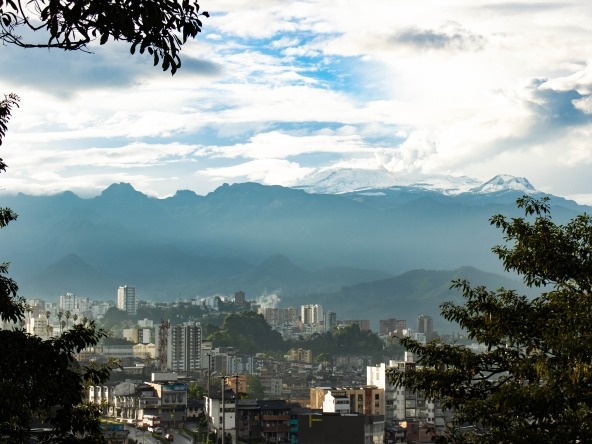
(117, 285, 137, 315)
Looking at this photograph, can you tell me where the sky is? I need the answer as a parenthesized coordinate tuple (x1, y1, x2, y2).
(1, 0, 592, 204)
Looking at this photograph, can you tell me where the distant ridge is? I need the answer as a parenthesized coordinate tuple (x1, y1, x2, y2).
(1, 176, 588, 303)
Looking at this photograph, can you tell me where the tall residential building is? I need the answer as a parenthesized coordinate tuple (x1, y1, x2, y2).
(301, 304, 323, 325)
(167, 322, 203, 372)
(263, 307, 299, 326)
(417, 315, 433, 339)
(367, 353, 445, 428)
(379, 319, 407, 336)
(325, 311, 337, 330)
(117, 285, 137, 315)
(234, 291, 246, 306)
(59, 292, 77, 311)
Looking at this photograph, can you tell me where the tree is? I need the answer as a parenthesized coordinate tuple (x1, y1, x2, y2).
(188, 382, 204, 399)
(0, 94, 113, 443)
(0, 0, 209, 438)
(245, 375, 264, 400)
(388, 196, 592, 444)
(207, 311, 286, 354)
(0, 0, 208, 74)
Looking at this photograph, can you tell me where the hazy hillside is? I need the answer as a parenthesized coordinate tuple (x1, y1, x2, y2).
(285, 266, 537, 332)
(0, 179, 587, 302)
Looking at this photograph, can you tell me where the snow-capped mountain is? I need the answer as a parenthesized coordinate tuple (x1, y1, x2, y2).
(293, 168, 403, 194)
(292, 168, 536, 196)
(469, 174, 537, 194)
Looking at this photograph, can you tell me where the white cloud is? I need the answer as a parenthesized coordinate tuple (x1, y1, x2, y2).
(1, 0, 592, 203)
(198, 158, 314, 186)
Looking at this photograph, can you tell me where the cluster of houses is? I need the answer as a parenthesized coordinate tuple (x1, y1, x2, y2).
(88, 352, 446, 444)
(12, 291, 452, 442)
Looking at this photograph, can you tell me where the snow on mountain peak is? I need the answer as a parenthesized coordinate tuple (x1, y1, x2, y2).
(292, 169, 538, 196)
(469, 174, 537, 194)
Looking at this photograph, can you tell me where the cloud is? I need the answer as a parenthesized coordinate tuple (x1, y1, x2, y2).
(391, 24, 485, 51)
(200, 130, 369, 160)
(198, 158, 314, 186)
(482, 2, 573, 14)
(381, 132, 438, 174)
(518, 74, 592, 129)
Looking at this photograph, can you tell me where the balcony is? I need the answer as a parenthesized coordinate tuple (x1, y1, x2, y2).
(261, 415, 290, 421)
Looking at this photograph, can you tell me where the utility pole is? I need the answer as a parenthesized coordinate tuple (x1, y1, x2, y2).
(234, 374, 240, 442)
(221, 376, 227, 444)
(207, 353, 212, 399)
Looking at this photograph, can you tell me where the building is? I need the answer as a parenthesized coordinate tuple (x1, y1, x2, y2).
(123, 327, 153, 344)
(133, 343, 157, 361)
(263, 307, 299, 326)
(205, 388, 238, 442)
(367, 353, 445, 430)
(162, 321, 203, 372)
(325, 311, 337, 330)
(258, 400, 292, 443)
(310, 386, 385, 416)
(27, 315, 50, 339)
(117, 285, 137, 315)
(234, 291, 246, 306)
(322, 390, 351, 414)
(146, 378, 188, 426)
(340, 319, 371, 332)
(297, 412, 384, 444)
(287, 348, 313, 364)
(300, 304, 323, 325)
(379, 319, 407, 336)
(417, 315, 433, 339)
(59, 292, 77, 311)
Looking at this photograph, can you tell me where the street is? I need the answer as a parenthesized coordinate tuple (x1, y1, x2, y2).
(125, 425, 196, 444)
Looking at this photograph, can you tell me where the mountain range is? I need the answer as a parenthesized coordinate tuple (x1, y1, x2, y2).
(0, 172, 587, 330)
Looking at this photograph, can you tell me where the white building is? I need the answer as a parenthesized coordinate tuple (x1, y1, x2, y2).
(27, 315, 50, 339)
(91, 301, 112, 319)
(59, 292, 77, 311)
(155, 321, 203, 372)
(367, 353, 444, 427)
(300, 304, 323, 325)
(322, 390, 351, 414)
(117, 285, 137, 315)
(205, 391, 236, 442)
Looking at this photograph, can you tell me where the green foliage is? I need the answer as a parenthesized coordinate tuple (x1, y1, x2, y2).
(245, 374, 264, 399)
(207, 311, 286, 353)
(0, 93, 19, 148)
(0, 0, 208, 74)
(296, 324, 384, 359)
(0, 95, 112, 442)
(389, 196, 592, 444)
(188, 382, 204, 399)
(136, 302, 207, 325)
(0, 315, 112, 442)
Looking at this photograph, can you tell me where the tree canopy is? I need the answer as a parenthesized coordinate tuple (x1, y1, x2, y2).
(1, 84, 111, 444)
(207, 311, 286, 353)
(388, 196, 592, 443)
(300, 323, 384, 359)
(0, 0, 208, 73)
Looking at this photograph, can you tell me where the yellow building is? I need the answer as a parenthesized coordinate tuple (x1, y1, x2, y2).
(133, 343, 157, 360)
(287, 348, 313, 363)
